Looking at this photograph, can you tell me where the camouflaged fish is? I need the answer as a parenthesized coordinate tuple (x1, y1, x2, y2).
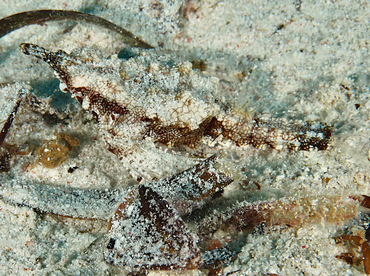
(0, 150, 233, 270)
(0, 10, 334, 274)
(19, 43, 331, 180)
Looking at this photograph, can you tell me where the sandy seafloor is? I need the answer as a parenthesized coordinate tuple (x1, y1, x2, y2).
(1, 0, 370, 275)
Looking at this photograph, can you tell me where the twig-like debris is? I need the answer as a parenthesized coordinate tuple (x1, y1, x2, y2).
(0, 86, 26, 172)
(0, 97, 22, 148)
(0, 10, 153, 49)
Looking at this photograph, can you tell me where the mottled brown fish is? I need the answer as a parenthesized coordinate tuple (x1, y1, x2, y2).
(19, 43, 331, 181)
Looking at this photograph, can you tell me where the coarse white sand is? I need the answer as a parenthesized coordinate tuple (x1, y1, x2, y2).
(1, 0, 370, 275)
